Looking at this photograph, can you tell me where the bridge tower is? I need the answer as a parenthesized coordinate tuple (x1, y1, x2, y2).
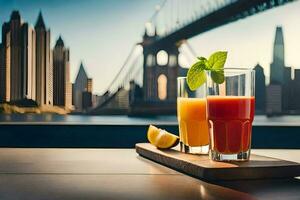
(142, 29, 186, 102)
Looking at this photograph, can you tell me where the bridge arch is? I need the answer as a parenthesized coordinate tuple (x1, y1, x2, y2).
(146, 54, 155, 67)
(157, 74, 168, 100)
(156, 50, 168, 66)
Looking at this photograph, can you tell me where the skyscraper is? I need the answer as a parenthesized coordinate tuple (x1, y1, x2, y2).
(2, 11, 22, 101)
(292, 69, 300, 111)
(53, 36, 72, 109)
(0, 11, 36, 102)
(266, 84, 282, 115)
(0, 24, 8, 102)
(82, 78, 93, 110)
(282, 66, 292, 112)
(0, 43, 6, 102)
(21, 23, 36, 100)
(87, 78, 93, 93)
(270, 26, 285, 84)
(35, 12, 52, 106)
(73, 63, 92, 111)
(0, 30, 11, 102)
(266, 26, 291, 115)
(254, 64, 266, 113)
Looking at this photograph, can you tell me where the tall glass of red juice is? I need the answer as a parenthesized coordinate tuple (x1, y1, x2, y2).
(206, 68, 255, 161)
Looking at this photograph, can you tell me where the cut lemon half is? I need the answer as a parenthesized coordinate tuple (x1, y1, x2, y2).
(147, 125, 179, 149)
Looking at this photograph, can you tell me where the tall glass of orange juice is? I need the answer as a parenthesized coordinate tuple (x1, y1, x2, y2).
(177, 77, 209, 154)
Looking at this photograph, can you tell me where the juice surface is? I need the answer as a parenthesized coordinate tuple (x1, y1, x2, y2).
(177, 97, 209, 147)
(207, 96, 255, 154)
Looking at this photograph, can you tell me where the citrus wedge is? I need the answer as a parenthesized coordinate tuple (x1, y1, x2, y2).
(147, 125, 179, 149)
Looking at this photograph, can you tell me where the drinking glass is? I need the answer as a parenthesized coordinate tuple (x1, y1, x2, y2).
(177, 77, 209, 154)
(206, 68, 255, 161)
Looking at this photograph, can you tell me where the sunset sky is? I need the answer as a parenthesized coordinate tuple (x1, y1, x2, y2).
(0, 0, 300, 94)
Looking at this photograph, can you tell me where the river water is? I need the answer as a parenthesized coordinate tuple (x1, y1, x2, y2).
(0, 114, 299, 126)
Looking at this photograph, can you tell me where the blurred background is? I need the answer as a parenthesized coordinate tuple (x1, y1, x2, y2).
(0, 0, 299, 124)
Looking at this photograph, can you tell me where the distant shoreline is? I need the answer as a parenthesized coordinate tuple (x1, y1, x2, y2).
(0, 104, 70, 115)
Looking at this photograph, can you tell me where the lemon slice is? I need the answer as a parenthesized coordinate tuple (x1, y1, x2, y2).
(147, 125, 179, 149)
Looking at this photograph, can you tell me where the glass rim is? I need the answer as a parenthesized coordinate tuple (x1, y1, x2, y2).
(206, 67, 255, 72)
(178, 68, 254, 79)
(177, 68, 254, 81)
(177, 76, 187, 80)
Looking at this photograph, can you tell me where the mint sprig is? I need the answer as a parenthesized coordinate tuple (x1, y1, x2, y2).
(187, 51, 227, 91)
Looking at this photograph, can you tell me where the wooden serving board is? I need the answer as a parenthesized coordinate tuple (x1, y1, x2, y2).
(136, 143, 300, 181)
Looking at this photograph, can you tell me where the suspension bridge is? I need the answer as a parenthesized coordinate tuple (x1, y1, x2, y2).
(89, 0, 296, 115)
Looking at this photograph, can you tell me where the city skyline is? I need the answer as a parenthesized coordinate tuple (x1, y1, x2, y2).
(0, 0, 160, 95)
(0, 10, 76, 111)
(0, 0, 300, 95)
(254, 25, 300, 115)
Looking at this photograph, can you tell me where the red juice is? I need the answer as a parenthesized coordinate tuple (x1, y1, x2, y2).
(207, 96, 255, 154)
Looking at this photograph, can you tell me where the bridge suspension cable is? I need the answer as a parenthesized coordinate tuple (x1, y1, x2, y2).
(105, 44, 143, 95)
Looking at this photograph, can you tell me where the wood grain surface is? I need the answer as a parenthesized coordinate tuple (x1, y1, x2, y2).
(136, 143, 300, 180)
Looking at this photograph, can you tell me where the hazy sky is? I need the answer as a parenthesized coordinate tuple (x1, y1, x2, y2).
(0, 0, 300, 94)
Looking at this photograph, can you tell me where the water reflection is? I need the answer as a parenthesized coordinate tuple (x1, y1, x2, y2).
(0, 113, 178, 124)
(0, 114, 300, 126)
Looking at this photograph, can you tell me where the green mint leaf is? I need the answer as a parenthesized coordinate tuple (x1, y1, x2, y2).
(207, 51, 227, 70)
(197, 57, 211, 70)
(197, 56, 207, 61)
(186, 51, 228, 90)
(187, 60, 206, 91)
(211, 70, 225, 84)
(207, 51, 227, 84)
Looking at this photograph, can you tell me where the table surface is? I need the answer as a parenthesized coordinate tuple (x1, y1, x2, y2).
(0, 148, 299, 200)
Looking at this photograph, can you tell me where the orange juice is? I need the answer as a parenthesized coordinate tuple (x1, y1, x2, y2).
(177, 97, 209, 147)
